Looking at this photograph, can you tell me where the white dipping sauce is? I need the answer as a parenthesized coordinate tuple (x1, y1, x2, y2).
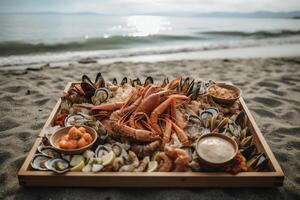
(197, 136, 235, 164)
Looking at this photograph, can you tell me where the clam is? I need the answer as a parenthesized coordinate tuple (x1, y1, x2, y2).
(144, 76, 154, 86)
(31, 154, 51, 171)
(92, 88, 109, 105)
(45, 158, 70, 174)
(38, 146, 60, 158)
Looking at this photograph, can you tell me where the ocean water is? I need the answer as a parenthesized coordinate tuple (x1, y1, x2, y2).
(0, 14, 300, 67)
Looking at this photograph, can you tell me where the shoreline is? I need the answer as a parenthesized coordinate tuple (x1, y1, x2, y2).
(1, 43, 300, 71)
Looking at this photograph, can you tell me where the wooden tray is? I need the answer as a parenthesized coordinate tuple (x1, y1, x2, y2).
(18, 82, 284, 187)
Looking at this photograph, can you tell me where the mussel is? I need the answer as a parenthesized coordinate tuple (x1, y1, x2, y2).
(131, 78, 142, 87)
(81, 73, 106, 101)
(144, 76, 154, 86)
(161, 77, 169, 88)
(31, 154, 51, 171)
(247, 153, 268, 172)
(112, 78, 118, 85)
(240, 144, 256, 160)
(178, 77, 194, 96)
(45, 158, 70, 174)
(235, 111, 248, 129)
(121, 77, 128, 86)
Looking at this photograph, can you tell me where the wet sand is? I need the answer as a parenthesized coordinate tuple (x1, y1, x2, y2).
(0, 57, 299, 199)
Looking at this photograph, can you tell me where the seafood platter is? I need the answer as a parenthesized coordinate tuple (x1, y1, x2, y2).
(18, 73, 284, 187)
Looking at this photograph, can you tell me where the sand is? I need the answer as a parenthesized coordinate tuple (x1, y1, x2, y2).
(0, 57, 299, 200)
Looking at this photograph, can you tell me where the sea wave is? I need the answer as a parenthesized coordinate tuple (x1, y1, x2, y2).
(199, 29, 300, 38)
(1, 29, 300, 56)
(0, 35, 201, 56)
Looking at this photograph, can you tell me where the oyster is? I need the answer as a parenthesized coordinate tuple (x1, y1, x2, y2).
(31, 154, 51, 171)
(92, 88, 109, 105)
(45, 158, 70, 174)
(64, 113, 86, 126)
(37, 146, 60, 158)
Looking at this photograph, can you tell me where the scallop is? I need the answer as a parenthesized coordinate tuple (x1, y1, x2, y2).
(31, 154, 52, 171)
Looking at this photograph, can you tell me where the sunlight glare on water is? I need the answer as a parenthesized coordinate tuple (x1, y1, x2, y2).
(126, 15, 171, 37)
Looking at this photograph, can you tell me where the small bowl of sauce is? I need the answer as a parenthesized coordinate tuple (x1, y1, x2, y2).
(196, 133, 238, 167)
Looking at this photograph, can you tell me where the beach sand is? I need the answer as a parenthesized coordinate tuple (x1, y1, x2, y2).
(0, 57, 299, 199)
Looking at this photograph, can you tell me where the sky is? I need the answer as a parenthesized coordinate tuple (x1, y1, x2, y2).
(0, 0, 299, 14)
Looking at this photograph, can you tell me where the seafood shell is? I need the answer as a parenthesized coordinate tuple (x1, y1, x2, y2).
(144, 76, 154, 86)
(45, 158, 70, 174)
(31, 154, 51, 171)
(37, 146, 61, 158)
(92, 88, 109, 105)
(64, 113, 86, 127)
(95, 145, 112, 158)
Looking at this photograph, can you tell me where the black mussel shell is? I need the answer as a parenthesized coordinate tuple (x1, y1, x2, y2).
(144, 76, 154, 86)
(235, 111, 247, 128)
(82, 75, 94, 86)
(81, 82, 96, 100)
(186, 79, 195, 96)
(240, 144, 256, 160)
(112, 78, 118, 85)
(161, 77, 169, 88)
(121, 77, 128, 86)
(132, 78, 142, 87)
(94, 72, 105, 88)
(180, 77, 190, 94)
(190, 84, 200, 100)
(247, 153, 268, 171)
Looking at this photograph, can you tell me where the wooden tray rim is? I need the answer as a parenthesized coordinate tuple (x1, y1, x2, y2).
(17, 82, 284, 187)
